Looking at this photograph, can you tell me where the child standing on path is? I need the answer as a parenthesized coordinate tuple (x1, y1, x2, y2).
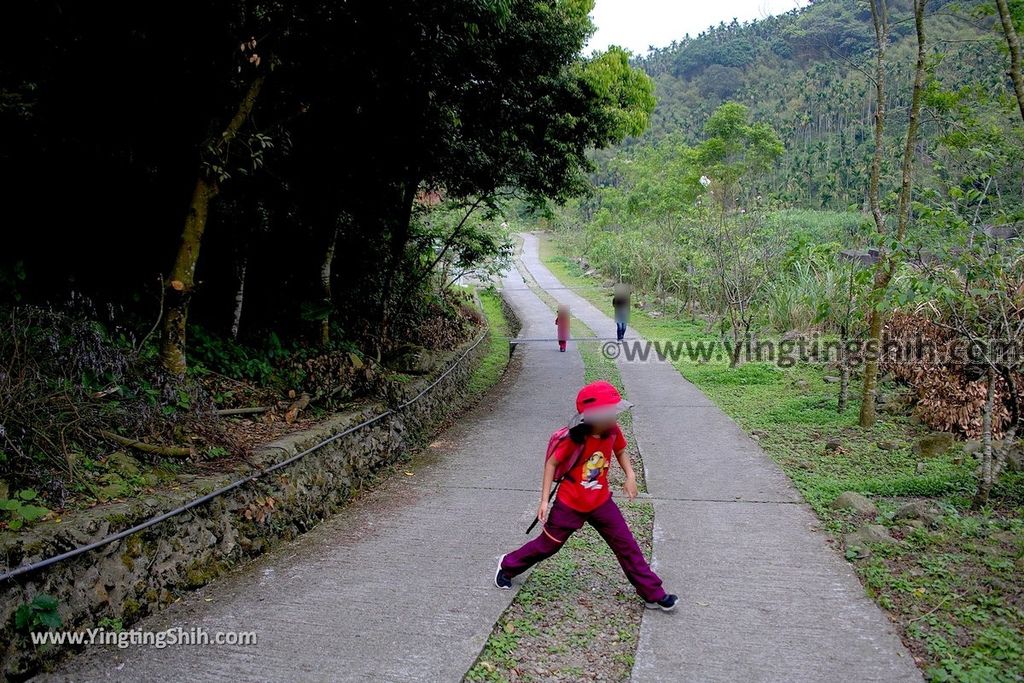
(494, 381, 678, 612)
(555, 304, 570, 352)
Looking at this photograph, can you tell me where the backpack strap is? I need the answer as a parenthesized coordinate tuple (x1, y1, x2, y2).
(556, 440, 586, 484)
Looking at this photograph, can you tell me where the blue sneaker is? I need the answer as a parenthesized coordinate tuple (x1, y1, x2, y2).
(645, 594, 678, 612)
(494, 555, 512, 590)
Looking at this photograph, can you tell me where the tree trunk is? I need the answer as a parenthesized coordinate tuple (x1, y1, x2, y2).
(376, 180, 419, 355)
(230, 254, 247, 340)
(838, 359, 851, 413)
(320, 222, 340, 347)
(859, 0, 889, 428)
(859, 305, 883, 427)
(996, 0, 1024, 124)
(861, 0, 927, 428)
(161, 177, 218, 376)
(895, 0, 928, 242)
(159, 74, 265, 375)
(972, 366, 997, 509)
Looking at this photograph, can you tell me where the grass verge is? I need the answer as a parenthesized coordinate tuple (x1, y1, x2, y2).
(464, 259, 654, 683)
(468, 288, 515, 396)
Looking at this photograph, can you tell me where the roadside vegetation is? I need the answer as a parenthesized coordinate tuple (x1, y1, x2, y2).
(541, 236, 1023, 682)
(468, 289, 518, 397)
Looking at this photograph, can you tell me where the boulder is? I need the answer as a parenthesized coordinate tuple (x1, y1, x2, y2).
(912, 433, 954, 459)
(877, 440, 900, 451)
(877, 401, 901, 415)
(990, 530, 1018, 545)
(844, 524, 898, 548)
(824, 438, 843, 453)
(894, 500, 943, 527)
(387, 344, 437, 375)
(96, 481, 130, 502)
(1004, 443, 1023, 473)
(831, 492, 878, 516)
(105, 451, 141, 476)
(961, 439, 1021, 472)
(823, 376, 841, 384)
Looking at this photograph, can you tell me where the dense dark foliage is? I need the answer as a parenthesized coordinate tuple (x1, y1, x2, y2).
(0, 0, 652, 353)
(0, 0, 654, 500)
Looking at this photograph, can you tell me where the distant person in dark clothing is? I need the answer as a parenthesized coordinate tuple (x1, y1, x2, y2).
(612, 284, 631, 341)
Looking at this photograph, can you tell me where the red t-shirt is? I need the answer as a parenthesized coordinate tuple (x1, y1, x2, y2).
(555, 425, 627, 513)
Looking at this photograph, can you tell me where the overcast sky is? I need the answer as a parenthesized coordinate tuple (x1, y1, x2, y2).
(586, 0, 812, 55)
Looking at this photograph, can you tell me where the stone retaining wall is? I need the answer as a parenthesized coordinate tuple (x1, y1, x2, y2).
(0, 329, 491, 680)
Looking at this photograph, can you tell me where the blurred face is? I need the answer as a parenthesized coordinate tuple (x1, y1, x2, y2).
(587, 416, 617, 434)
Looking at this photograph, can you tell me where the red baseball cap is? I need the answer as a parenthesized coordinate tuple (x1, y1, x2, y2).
(569, 380, 633, 427)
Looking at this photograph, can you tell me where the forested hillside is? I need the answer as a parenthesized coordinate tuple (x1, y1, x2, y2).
(617, 0, 1024, 214)
(536, 2, 1024, 677)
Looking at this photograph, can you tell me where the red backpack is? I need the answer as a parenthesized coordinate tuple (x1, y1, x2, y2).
(546, 426, 585, 483)
(526, 427, 586, 534)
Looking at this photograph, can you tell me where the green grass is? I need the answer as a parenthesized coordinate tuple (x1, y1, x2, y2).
(468, 288, 514, 396)
(540, 232, 1024, 683)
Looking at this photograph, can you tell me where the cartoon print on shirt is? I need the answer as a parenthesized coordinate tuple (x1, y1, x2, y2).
(580, 451, 606, 490)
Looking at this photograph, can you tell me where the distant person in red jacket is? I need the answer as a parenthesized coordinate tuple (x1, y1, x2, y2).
(493, 381, 678, 612)
(555, 304, 570, 352)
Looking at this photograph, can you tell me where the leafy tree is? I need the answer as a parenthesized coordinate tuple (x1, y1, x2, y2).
(912, 230, 1024, 508)
(695, 102, 783, 213)
(0, 1, 655, 373)
(859, 0, 930, 429)
(693, 103, 784, 348)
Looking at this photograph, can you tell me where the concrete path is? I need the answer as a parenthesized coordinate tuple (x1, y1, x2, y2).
(517, 232, 921, 682)
(47, 234, 922, 683)
(44, 267, 583, 682)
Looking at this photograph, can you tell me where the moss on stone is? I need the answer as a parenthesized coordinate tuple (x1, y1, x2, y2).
(121, 598, 141, 621)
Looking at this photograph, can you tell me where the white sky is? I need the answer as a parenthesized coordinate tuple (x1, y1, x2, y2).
(587, 0, 812, 55)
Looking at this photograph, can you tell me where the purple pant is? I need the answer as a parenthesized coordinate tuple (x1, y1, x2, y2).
(502, 497, 666, 602)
